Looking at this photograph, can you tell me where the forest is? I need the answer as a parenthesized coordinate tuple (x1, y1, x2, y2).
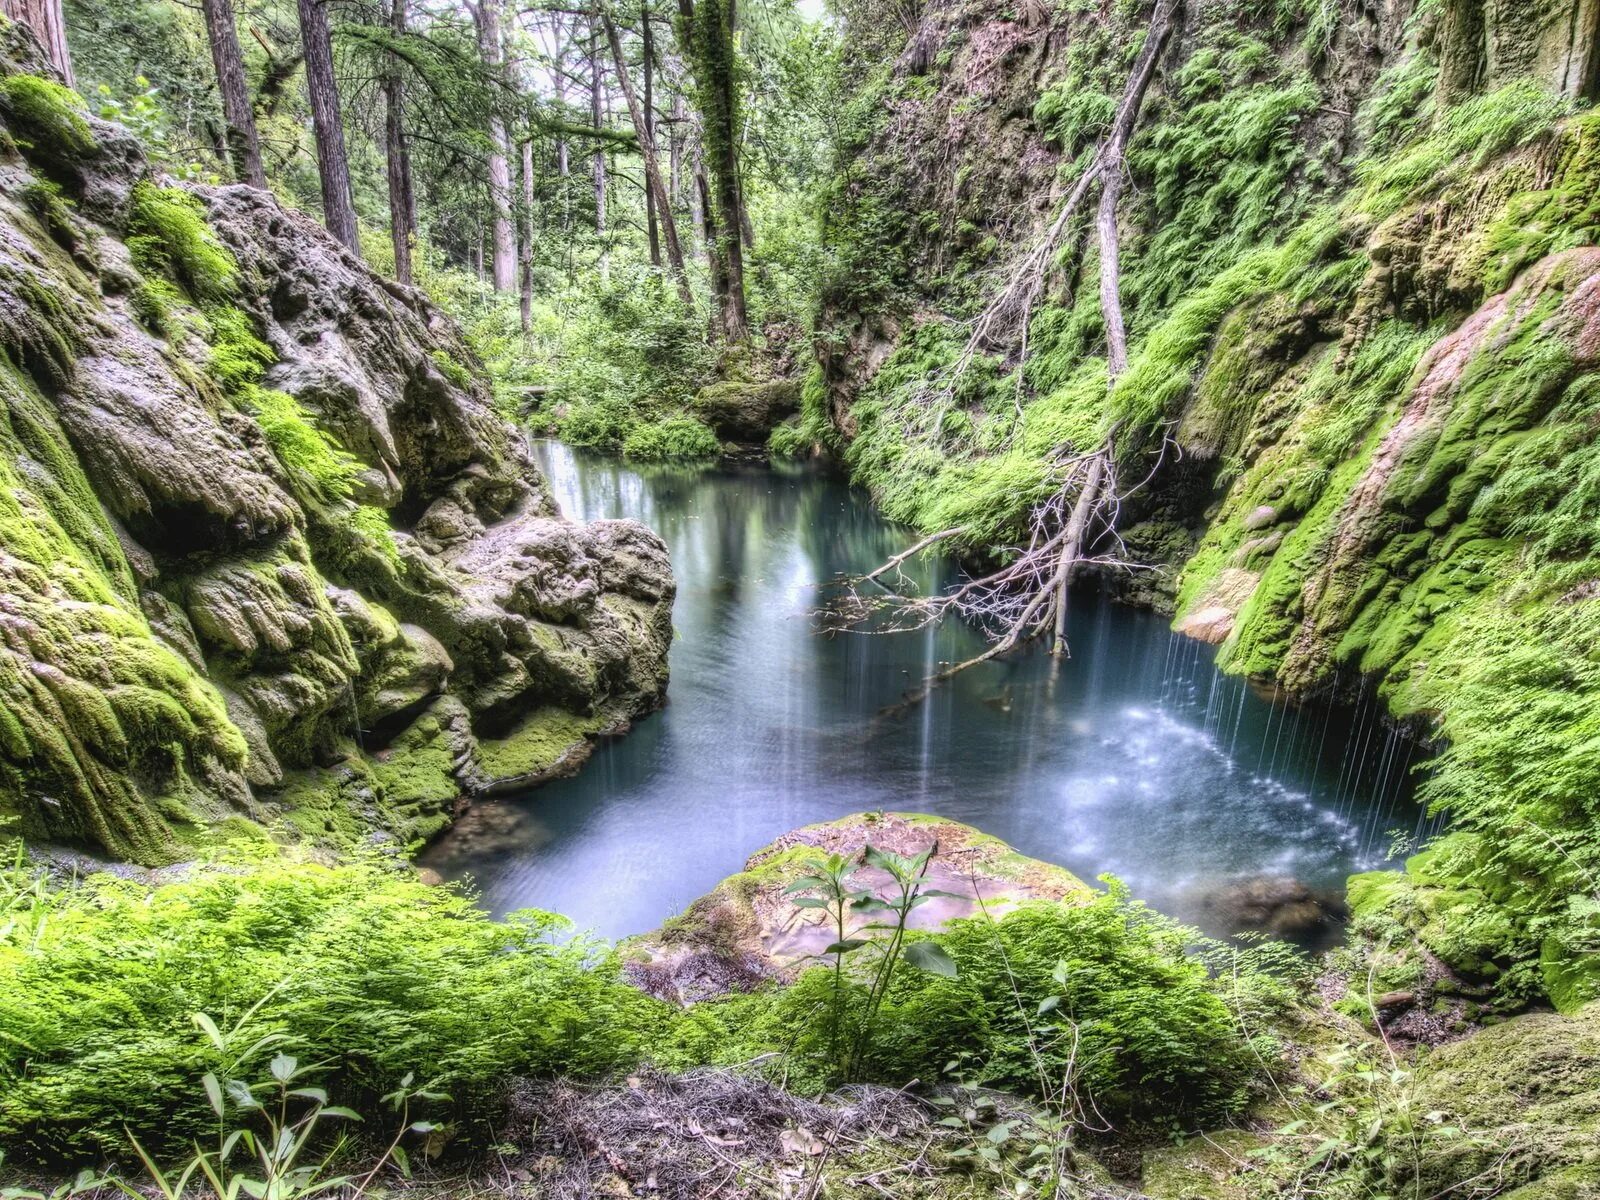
(2, 0, 1600, 1193)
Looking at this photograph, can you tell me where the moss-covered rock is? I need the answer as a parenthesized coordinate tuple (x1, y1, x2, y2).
(690, 377, 801, 441)
(0, 50, 675, 862)
(626, 812, 1091, 1004)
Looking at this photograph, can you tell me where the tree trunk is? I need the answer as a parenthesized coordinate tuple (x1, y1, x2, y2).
(520, 138, 535, 334)
(676, 0, 746, 340)
(0, 0, 73, 85)
(1048, 0, 1178, 656)
(296, 0, 361, 255)
(383, 0, 416, 283)
(199, 0, 265, 187)
(694, 151, 729, 321)
(590, 13, 609, 284)
(642, 2, 660, 267)
(471, 0, 516, 292)
(599, 2, 692, 305)
(668, 91, 684, 214)
(551, 12, 571, 230)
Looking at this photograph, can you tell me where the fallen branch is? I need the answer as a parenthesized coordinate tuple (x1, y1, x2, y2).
(830, 0, 1182, 693)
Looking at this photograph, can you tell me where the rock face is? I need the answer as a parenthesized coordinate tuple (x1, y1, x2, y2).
(0, 27, 672, 862)
(812, 0, 1600, 1011)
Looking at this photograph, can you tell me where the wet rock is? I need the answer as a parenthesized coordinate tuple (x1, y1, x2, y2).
(1199, 873, 1347, 941)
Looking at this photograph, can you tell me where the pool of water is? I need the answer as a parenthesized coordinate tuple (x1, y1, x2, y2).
(420, 441, 1432, 943)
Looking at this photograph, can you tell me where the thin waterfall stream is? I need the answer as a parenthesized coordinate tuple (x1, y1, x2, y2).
(421, 442, 1438, 946)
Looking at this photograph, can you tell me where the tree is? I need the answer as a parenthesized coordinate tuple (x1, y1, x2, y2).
(599, 0, 692, 306)
(296, 0, 361, 254)
(0, 0, 73, 84)
(675, 0, 747, 340)
(467, 0, 516, 292)
(383, 0, 417, 283)
(589, 9, 609, 284)
(199, 0, 266, 187)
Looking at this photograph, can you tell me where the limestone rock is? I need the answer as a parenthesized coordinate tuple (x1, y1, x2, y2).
(0, 47, 674, 861)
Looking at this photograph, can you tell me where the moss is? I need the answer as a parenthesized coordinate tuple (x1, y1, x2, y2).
(0, 362, 248, 863)
(475, 706, 610, 784)
(429, 348, 473, 390)
(126, 182, 238, 303)
(246, 387, 363, 505)
(368, 708, 462, 843)
(19, 179, 77, 249)
(0, 74, 95, 163)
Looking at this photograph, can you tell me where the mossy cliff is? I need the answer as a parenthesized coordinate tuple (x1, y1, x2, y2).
(0, 23, 673, 864)
(811, 0, 1600, 1013)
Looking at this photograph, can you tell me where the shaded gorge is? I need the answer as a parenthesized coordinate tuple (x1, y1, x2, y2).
(422, 442, 1436, 946)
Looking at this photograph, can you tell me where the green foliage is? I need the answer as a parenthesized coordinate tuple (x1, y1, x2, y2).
(783, 844, 961, 1083)
(0, 855, 670, 1163)
(665, 885, 1260, 1129)
(1354, 82, 1570, 221)
(512, 265, 714, 450)
(126, 183, 238, 303)
(621, 416, 721, 461)
(0, 74, 95, 161)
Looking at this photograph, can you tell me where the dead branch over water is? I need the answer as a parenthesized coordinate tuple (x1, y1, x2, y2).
(834, 0, 1181, 696)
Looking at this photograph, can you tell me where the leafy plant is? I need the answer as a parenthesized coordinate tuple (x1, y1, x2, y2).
(784, 842, 960, 1082)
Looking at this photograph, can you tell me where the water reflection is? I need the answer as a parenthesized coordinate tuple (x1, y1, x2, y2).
(421, 443, 1437, 944)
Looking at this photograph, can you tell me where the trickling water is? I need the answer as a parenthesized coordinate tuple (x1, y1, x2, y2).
(420, 443, 1442, 945)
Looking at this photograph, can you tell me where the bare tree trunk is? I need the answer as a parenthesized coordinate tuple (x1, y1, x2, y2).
(296, 0, 361, 255)
(551, 12, 571, 231)
(383, 0, 416, 282)
(599, 1, 692, 305)
(668, 91, 684, 214)
(687, 123, 704, 252)
(199, 0, 265, 187)
(469, 0, 516, 292)
(590, 13, 609, 284)
(0, 0, 73, 84)
(642, 1, 660, 267)
(520, 138, 535, 333)
(1048, 0, 1177, 655)
(695, 152, 729, 316)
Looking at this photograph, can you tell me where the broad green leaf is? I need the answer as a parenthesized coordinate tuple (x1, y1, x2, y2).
(904, 941, 958, 977)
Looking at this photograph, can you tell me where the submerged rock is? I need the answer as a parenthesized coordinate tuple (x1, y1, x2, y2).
(0, 34, 673, 861)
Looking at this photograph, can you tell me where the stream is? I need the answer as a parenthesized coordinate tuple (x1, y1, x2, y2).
(421, 441, 1434, 946)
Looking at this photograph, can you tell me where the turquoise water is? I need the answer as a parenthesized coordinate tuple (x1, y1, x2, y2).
(420, 442, 1430, 943)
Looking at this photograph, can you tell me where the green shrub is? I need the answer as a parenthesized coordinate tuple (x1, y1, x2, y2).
(666, 886, 1259, 1127)
(622, 416, 721, 461)
(0, 854, 670, 1164)
(862, 886, 1255, 1124)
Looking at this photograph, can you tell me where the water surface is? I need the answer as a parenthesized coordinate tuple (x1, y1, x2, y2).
(421, 442, 1430, 942)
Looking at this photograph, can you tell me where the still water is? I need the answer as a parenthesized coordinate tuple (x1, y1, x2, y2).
(421, 442, 1432, 942)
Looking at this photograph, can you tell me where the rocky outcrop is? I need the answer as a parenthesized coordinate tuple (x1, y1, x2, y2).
(624, 813, 1089, 1005)
(0, 25, 672, 862)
